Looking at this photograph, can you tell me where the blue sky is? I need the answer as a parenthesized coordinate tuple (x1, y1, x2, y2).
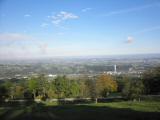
(0, 0, 160, 59)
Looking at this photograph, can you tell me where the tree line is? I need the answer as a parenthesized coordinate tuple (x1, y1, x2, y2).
(0, 67, 160, 102)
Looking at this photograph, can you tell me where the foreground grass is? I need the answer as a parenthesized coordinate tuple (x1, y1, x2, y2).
(89, 101, 160, 112)
(0, 101, 160, 120)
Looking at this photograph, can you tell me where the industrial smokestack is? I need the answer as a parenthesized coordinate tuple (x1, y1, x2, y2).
(114, 65, 117, 73)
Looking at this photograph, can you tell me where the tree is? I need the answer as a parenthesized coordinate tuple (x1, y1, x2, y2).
(54, 76, 67, 98)
(115, 75, 126, 92)
(3, 81, 13, 99)
(85, 79, 96, 98)
(46, 81, 57, 98)
(96, 74, 117, 97)
(67, 80, 80, 97)
(14, 85, 24, 99)
(36, 74, 48, 100)
(142, 67, 160, 94)
(54, 76, 81, 98)
(122, 77, 144, 101)
(28, 75, 50, 100)
(79, 80, 90, 97)
(28, 77, 39, 99)
(0, 85, 8, 102)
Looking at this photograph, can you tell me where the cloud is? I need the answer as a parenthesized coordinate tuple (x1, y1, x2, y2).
(125, 36, 134, 44)
(0, 33, 32, 41)
(104, 3, 159, 16)
(0, 33, 50, 59)
(82, 8, 92, 12)
(41, 23, 49, 27)
(24, 14, 31, 17)
(49, 11, 79, 26)
(132, 26, 160, 35)
(0, 45, 39, 60)
(38, 43, 48, 54)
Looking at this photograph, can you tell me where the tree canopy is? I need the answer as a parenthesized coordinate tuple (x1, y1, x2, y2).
(96, 74, 117, 97)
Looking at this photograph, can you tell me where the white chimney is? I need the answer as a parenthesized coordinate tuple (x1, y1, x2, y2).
(114, 65, 117, 73)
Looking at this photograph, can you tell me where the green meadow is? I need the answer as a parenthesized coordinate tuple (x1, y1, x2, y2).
(0, 101, 160, 120)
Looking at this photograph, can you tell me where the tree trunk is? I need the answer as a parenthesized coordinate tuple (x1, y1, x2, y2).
(95, 98, 97, 104)
(138, 97, 141, 102)
(33, 91, 36, 99)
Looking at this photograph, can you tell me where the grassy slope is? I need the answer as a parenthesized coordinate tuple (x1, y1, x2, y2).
(89, 101, 160, 112)
(0, 101, 160, 120)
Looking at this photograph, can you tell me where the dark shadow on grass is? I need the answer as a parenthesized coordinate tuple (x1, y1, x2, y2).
(0, 101, 160, 120)
(57, 97, 127, 105)
(57, 98, 94, 105)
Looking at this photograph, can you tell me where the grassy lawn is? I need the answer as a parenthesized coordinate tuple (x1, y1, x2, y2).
(90, 101, 160, 112)
(0, 101, 160, 120)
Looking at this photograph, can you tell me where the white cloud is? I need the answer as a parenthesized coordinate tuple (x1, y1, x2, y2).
(0, 33, 50, 59)
(50, 11, 79, 26)
(0, 45, 40, 59)
(52, 19, 61, 25)
(39, 43, 48, 54)
(104, 3, 159, 16)
(24, 14, 31, 17)
(0, 33, 32, 41)
(82, 8, 92, 12)
(125, 36, 134, 44)
(41, 23, 49, 27)
(132, 26, 160, 35)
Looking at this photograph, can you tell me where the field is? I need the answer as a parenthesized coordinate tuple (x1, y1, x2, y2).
(0, 101, 160, 120)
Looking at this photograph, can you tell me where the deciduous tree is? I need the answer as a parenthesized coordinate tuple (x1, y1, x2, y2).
(96, 74, 117, 97)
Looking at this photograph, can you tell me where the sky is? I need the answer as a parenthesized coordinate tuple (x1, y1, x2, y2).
(0, 0, 160, 59)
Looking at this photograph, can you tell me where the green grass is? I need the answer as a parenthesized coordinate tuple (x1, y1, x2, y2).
(89, 101, 160, 112)
(0, 101, 160, 120)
